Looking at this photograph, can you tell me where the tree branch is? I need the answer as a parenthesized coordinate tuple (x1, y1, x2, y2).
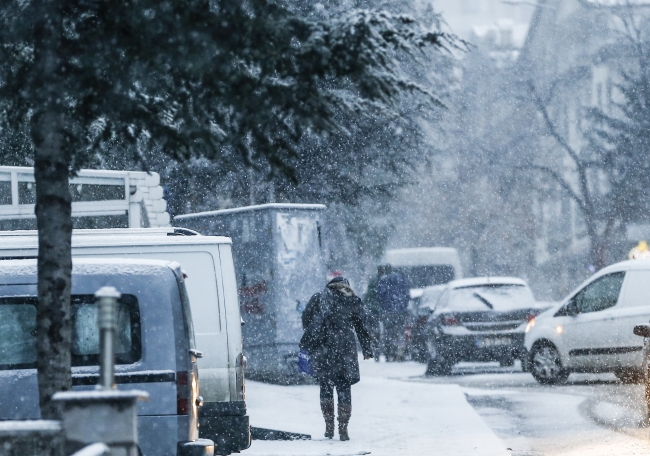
(526, 79, 596, 223)
(515, 163, 587, 214)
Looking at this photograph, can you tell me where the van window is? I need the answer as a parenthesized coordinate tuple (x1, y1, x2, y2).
(0, 295, 141, 370)
(71, 294, 142, 365)
(573, 272, 625, 314)
(0, 302, 36, 369)
(393, 265, 454, 288)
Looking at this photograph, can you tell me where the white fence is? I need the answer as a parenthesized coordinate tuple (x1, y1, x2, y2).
(0, 166, 170, 228)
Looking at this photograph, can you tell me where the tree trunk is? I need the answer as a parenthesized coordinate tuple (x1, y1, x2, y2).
(590, 217, 616, 272)
(31, 0, 72, 420)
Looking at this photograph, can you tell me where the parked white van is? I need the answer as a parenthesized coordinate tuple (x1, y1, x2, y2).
(0, 228, 250, 455)
(382, 247, 463, 290)
(524, 259, 650, 384)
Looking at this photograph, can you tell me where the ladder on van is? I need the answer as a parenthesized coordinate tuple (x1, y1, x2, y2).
(0, 166, 170, 228)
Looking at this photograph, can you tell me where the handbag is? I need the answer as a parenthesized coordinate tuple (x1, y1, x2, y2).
(298, 349, 314, 376)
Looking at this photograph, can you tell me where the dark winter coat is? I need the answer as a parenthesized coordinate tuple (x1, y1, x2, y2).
(377, 272, 410, 313)
(300, 282, 373, 385)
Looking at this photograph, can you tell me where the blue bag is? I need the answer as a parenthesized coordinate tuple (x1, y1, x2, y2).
(298, 349, 313, 376)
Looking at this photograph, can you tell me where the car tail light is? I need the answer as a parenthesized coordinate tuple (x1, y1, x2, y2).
(177, 371, 190, 415)
(441, 315, 461, 326)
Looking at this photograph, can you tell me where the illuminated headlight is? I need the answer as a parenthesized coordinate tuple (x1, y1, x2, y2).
(525, 318, 536, 333)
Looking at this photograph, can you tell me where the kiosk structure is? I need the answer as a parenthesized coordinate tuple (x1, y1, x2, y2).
(175, 203, 327, 383)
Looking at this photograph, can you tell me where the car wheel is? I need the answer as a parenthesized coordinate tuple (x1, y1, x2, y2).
(530, 343, 569, 385)
(615, 368, 644, 384)
(425, 338, 453, 376)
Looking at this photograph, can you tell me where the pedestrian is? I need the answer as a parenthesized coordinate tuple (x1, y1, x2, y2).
(300, 276, 374, 441)
(376, 265, 411, 362)
(364, 265, 388, 362)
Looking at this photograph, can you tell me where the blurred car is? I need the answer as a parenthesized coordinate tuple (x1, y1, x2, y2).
(525, 260, 650, 385)
(408, 285, 446, 363)
(424, 277, 547, 376)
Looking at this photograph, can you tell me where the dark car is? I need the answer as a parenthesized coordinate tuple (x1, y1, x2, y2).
(424, 277, 547, 376)
(408, 285, 446, 363)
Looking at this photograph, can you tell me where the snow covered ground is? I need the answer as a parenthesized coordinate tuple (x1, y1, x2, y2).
(414, 363, 650, 456)
(244, 359, 510, 456)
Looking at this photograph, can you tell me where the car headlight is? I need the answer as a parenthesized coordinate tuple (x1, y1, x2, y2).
(525, 318, 536, 333)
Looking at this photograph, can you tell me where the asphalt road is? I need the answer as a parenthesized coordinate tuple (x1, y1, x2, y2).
(408, 362, 650, 456)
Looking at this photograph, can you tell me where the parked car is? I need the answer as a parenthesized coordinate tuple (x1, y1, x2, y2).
(424, 277, 545, 375)
(0, 258, 213, 455)
(409, 285, 446, 363)
(525, 259, 650, 385)
(0, 228, 250, 455)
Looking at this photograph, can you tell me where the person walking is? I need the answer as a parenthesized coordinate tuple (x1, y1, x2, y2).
(376, 266, 411, 362)
(300, 276, 373, 441)
(364, 265, 388, 362)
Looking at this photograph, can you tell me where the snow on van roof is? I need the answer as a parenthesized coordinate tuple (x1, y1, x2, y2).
(0, 231, 231, 251)
(599, 258, 650, 273)
(0, 228, 194, 237)
(0, 258, 181, 283)
(383, 247, 460, 267)
(448, 276, 528, 289)
(175, 203, 327, 219)
(585, 0, 650, 5)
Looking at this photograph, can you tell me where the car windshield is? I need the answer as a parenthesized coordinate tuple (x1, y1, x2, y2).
(445, 284, 536, 312)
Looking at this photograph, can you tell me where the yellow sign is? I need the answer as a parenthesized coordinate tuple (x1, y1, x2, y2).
(629, 241, 650, 260)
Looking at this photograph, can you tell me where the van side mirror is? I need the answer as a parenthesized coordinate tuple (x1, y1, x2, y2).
(555, 300, 579, 317)
(566, 303, 579, 317)
(634, 325, 650, 338)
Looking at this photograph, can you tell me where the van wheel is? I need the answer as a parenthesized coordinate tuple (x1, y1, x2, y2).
(425, 339, 453, 376)
(615, 368, 644, 384)
(530, 343, 569, 385)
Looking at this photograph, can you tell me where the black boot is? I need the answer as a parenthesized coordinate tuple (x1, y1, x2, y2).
(338, 404, 351, 441)
(321, 399, 335, 439)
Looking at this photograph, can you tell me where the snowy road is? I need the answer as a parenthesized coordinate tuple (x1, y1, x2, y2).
(244, 359, 650, 455)
(413, 362, 650, 455)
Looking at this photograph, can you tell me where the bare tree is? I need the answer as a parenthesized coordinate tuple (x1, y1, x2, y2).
(521, 80, 617, 271)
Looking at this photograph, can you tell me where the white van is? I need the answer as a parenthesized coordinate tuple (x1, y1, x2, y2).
(382, 247, 463, 290)
(525, 259, 650, 385)
(0, 228, 250, 455)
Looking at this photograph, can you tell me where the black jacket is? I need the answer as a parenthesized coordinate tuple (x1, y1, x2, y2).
(300, 282, 373, 385)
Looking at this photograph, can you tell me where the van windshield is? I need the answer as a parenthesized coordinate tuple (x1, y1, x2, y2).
(393, 265, 455, 288)
(0, 294, 141, 370)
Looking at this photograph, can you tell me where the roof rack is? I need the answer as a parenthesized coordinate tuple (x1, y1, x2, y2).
(0, 166, 170, 228)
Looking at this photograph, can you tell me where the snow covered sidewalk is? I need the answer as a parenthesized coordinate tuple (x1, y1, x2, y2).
(244, 360, 510, 456)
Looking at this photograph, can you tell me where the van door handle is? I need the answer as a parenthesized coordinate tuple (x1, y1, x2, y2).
(189, 349, 203, 359)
